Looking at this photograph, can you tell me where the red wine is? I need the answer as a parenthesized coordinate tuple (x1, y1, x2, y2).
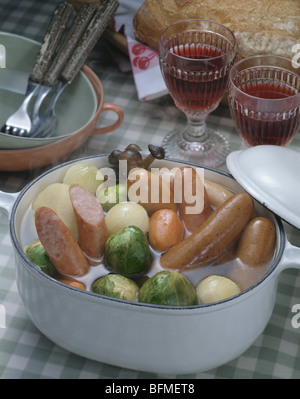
(229, 80, 299, 146)
(241, 80, 297, 99)
(162, 43, 229, 112)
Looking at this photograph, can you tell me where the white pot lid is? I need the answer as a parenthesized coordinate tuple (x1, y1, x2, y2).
(226, 145, 300, 229)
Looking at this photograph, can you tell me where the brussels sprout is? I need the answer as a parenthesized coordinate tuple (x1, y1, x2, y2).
(139, 271, 197, 306)
(25, 240, 55, 276)
(104, 225, 151, 277)
(92, 274, 139, 301)
(96, 184, 127, 212)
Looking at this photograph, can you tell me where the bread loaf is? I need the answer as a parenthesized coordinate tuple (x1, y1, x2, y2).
(133, 0, 300, 60)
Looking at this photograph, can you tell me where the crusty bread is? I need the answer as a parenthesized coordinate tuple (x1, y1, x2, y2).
(133, 0, 300, 60)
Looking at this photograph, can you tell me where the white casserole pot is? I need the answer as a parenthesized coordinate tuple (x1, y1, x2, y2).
(0, 146, 299, 374)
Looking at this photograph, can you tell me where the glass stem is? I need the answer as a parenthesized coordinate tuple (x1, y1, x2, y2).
(182, 117, 211, 145)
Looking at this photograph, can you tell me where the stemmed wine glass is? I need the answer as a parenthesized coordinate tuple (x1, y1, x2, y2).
(159, 19, 236, 167)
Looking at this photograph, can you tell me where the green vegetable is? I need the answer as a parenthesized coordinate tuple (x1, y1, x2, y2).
(104, 225, 151, 277)
(25, 240, 55, 276)
(139, 271, 197, 306)
(96, 184, 127, 212)
(92, 274, 139, 301)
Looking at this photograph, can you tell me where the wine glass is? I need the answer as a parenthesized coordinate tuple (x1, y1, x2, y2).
(159, 19, 236, 167)
(228, 55, 300, 147)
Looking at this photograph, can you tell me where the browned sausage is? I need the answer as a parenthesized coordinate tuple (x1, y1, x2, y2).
(151, 167, 178, 194)
(175, 166, 211, 233)
(236, 217, 276, 266)
(160, 193, 254, 270)
(204, 178, 233, 208)
(127, 168, 178, 215)
(69, 184, 108, 260)
(213, 237, 238, 266)
(56, 277, 86, 290)
(148, 209, 184, 251)
(35, 206, 89, 277)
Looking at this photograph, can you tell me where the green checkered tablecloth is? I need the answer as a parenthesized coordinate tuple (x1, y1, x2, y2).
(0, 0, 300, 380)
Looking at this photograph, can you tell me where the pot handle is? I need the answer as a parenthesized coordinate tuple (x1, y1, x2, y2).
(275, 239, 300, 275)
(0, 190, 19, 216)
(92, 102, 124, 135)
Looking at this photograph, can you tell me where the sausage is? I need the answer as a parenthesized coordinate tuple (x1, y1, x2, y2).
(204, 179, 233, 208)
(151, 167, 178, 194)
(35, 206, 89, 277)
(32, 182, 79, 240)
(160, 193, 254, 270)
(69, 184, 108, 260)
(236, 217, 276, 266)
(213, 238, 238, 265)
(175, 166, 211, 232)
(56, 278, 86, 290)
(127, 168, 178, 215)
(148, 209, 184, 251)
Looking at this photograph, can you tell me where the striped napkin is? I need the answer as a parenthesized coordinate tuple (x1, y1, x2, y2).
(113, 0, 168, 101)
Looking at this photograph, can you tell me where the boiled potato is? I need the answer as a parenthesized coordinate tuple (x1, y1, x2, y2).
(196, 275, 241, 304)
(105, 201, 149, 236)
(32, 183, 78, 240)
(63, 163, 104, 195)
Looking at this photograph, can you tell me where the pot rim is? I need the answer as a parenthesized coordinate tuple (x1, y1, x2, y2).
(10, 154, 286, 311)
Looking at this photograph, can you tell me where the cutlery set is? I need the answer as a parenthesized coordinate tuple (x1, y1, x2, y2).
(1, 0, 119, 138)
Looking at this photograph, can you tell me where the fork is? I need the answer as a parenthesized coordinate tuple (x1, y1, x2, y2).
(29, 0, 120, 139)
(29, 2, 98, 137)
(0, 2, 74, 137)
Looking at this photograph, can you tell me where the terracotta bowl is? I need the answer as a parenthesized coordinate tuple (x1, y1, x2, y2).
(0, 32, 123, 171)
